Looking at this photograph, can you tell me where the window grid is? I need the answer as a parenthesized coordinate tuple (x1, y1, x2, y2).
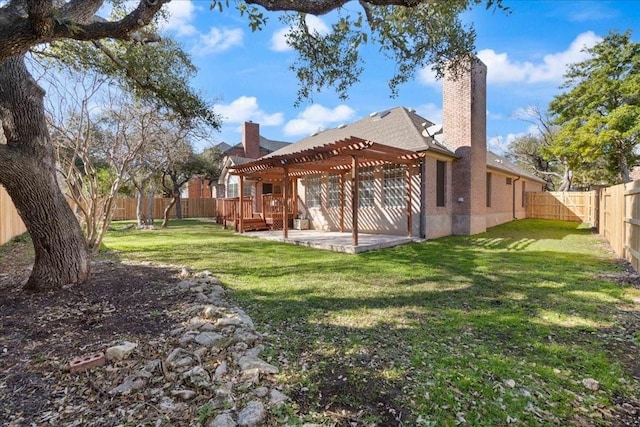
(227, 182, 238, 198)
(306, 175, 322, 208)
(327, 174, 341, 208)
(383, 164, 406, 208)
(359, 166, 375, 208)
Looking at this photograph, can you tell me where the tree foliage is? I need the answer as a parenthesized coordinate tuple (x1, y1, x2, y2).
(214, 0, 507, 103)
(550, 30, 640, 184)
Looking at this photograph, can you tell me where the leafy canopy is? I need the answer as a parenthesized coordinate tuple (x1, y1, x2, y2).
(549, 30, 640, 184)
(212, 0, 507, 104)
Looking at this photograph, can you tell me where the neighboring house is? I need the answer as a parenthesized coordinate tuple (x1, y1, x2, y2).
(219, 57, 545, 238)
(217, 124, 290, 200)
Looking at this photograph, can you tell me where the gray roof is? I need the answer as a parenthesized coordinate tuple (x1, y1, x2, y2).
(487, 151, 546, 183)
(215, 142, 232, 152)
(224, 136, 290, 155)
(260, 105, 544, 183)
(265, 107, 454, 159)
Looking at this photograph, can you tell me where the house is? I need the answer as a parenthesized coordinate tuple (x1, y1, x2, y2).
(184, 137, 290, 199)
(218, 57, 545, 241)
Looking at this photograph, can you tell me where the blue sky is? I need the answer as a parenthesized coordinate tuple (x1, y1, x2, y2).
(156, 1, 640, 153)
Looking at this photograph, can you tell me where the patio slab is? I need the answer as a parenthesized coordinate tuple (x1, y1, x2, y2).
(242, 229, 420, 253)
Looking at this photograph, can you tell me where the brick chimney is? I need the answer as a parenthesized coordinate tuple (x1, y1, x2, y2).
(242, 121, 260, 159)
(443, 57, 487, 235)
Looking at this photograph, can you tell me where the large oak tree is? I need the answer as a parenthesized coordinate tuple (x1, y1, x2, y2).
(550, 31, 640, 185)
(0, 0, 503, 291)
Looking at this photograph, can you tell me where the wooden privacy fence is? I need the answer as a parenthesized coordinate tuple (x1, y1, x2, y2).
(0, 185, 27, 245)
(526, 191, 598, 225)
(526, 184, 640, 271)
(110, 198, 216, 221)
(599, 181, 640, 271)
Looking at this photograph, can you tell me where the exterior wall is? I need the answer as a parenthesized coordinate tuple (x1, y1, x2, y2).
(423, 156, 453, 239)
(485, 169, 545, 229)
(443, 57, 488, 235)
(296, 164, 422, 237)
(187, 177, 212, 198)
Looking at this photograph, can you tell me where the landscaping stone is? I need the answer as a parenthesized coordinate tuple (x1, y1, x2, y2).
(105, 341, 137, 361)
(238, 356, 279, 375)
(183, 366, 211, 389)
(171, 389, 196, 400)
(270, 389, 289, 405)
(207, 413, 237, 427)
(195, 331, 224, 346)
(237, 400, 266, 426)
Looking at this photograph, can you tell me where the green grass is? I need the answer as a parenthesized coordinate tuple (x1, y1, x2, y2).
(103, 219, 640, 426)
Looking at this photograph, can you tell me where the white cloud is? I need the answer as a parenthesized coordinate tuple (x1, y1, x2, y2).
(284, 104, 355, 136)
(214, 96, 284, 127)
(161, 0, 197, 36)
(271, 15, 330, 52)
(476, 31, 601, 85)
(528, 31, 601, 83)
(193, 27, 244, 56)
(418, 32, 601, 87)
(476, 49, 531, 84)
(415, 103, 443, 124)
(417, 68, 441, 88)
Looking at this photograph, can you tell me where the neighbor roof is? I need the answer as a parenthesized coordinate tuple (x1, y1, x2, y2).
(223, 136, 290, 155)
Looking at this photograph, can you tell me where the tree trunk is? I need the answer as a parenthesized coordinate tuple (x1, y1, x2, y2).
(136, 186, 146, 227)
(174, 181, 183, 220)
(162, 196, 177, 228)
(0, 55, 90, 291)
(558, 160, 573, 192)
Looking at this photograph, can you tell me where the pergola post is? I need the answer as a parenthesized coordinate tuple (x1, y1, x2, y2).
(406, 164, 412, 237)
(283, 165, 289, 239)
(239, 174, 244, 233)
(339, 172, 345, 233)
(351, 156, 359, 246)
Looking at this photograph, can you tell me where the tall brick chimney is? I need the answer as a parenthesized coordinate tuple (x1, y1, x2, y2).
(443, 57, 487, 235)
(242, 121, 260, 159)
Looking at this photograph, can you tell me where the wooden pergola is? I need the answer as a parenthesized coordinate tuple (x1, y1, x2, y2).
(230, 136, 424, 246)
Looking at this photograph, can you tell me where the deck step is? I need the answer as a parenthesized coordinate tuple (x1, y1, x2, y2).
(239, 218, 269, 232)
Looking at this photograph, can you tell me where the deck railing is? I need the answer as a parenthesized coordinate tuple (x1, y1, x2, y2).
(262, 194, 296, 230)
(215, 197, 253, 224)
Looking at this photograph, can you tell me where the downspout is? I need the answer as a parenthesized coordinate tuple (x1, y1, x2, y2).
(419, 157, 426, 239)
(512, 175, 521, 220)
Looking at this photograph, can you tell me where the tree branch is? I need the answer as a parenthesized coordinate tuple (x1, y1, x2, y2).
(246, 0, 426, 15)
(0, 0, 168, 64)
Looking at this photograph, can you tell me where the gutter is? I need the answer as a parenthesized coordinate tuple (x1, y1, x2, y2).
(512, 175, 521, 220)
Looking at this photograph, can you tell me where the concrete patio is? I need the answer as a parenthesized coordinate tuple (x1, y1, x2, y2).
(242, 229, 421, 254)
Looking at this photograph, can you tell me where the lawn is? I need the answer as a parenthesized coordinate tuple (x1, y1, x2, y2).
(103, 219, 640, 426)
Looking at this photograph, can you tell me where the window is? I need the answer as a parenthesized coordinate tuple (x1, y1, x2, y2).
(521, 181, 526, 208)
(327, 174, 341, 208)
(262, 183, 273, 194)
(358, 166, 375, 208)
(383, 164, 406, 208)
(486, 172, 492, 207)
(243, 183, 252, 198)
(227, 183, 238, 198)
(227, 177, 239, 198)
(436, 160, 446, 207)
(506, 177, 513, 185)
(306, 175, 321, 208)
